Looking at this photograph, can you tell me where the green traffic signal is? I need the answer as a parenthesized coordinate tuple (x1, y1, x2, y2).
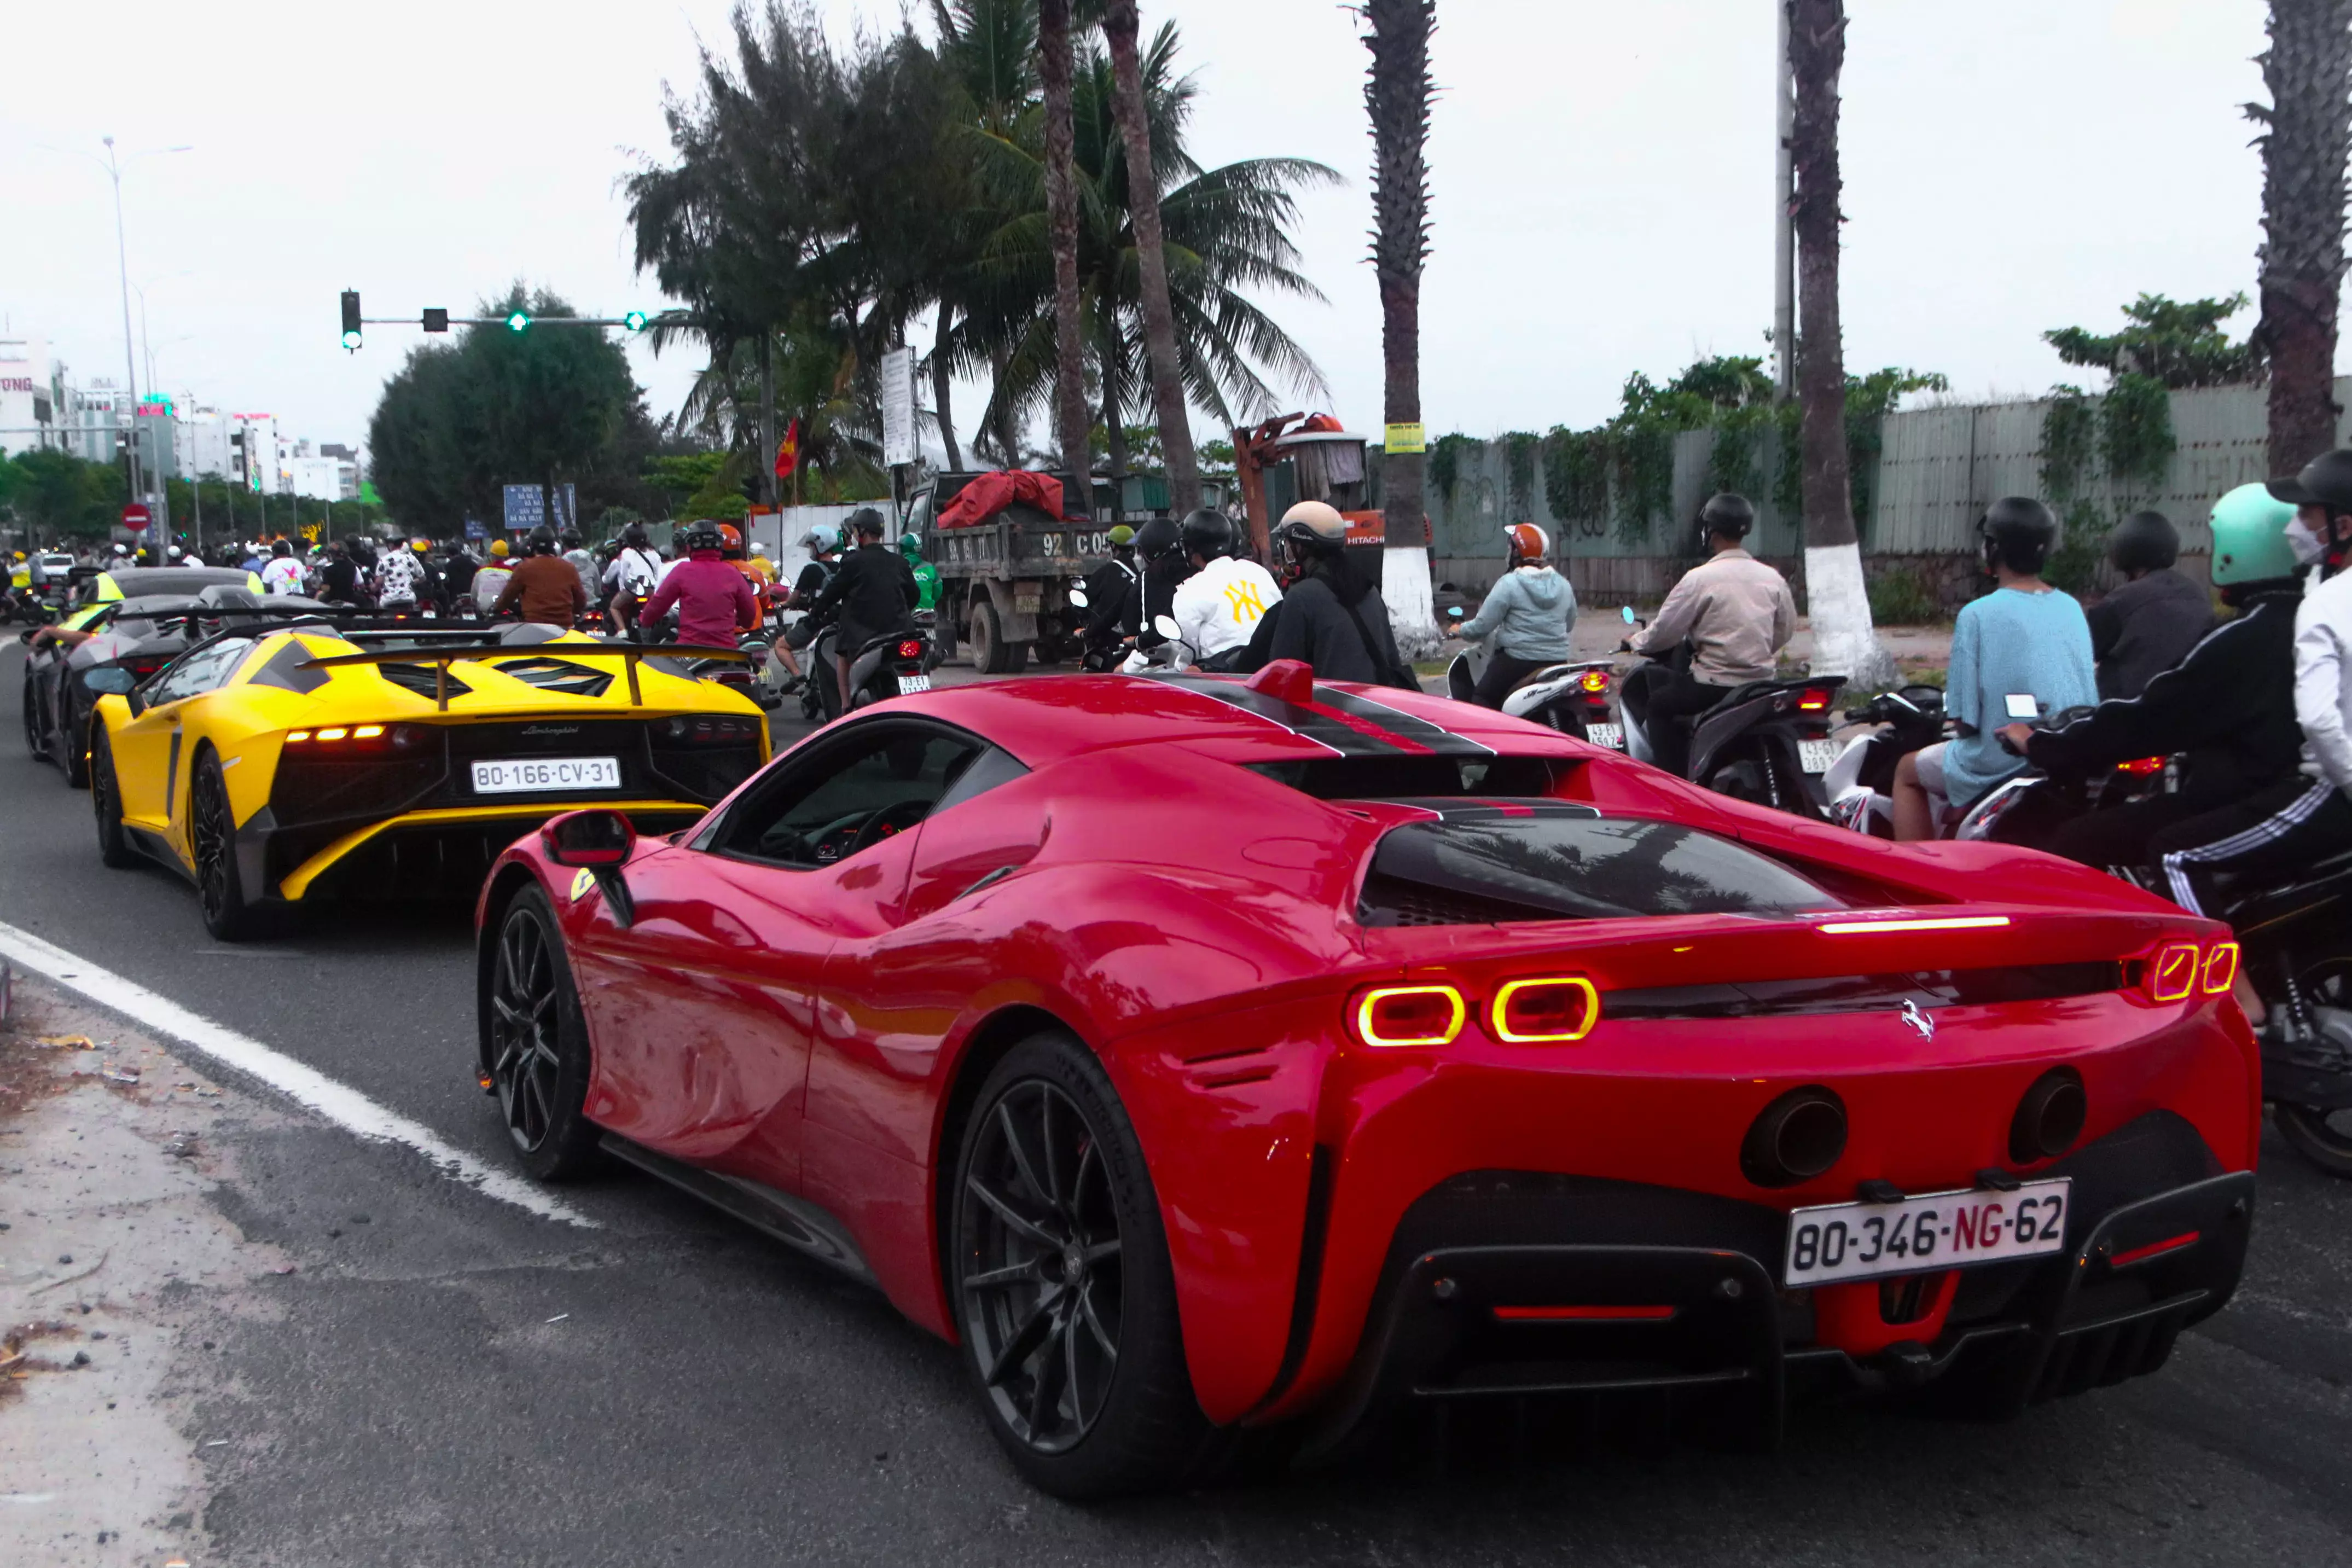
(340, 329, 363, 351)
(507, 311, 531, 333)
(623, 310, 648, 332)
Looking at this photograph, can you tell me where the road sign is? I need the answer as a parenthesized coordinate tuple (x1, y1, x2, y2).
(121, 502, 152, 532)
(502, 485, 545, 531)
(881, 345, 916, 467)
(464, 518, 487, 541)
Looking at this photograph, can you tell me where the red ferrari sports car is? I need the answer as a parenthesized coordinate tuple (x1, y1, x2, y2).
(477, 662, 2257, 1496)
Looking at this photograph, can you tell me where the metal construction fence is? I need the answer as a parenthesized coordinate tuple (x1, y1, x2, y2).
(1423, 378, 2352, 603)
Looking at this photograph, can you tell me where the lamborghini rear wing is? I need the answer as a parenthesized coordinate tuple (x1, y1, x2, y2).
(299, 642, 754, 710)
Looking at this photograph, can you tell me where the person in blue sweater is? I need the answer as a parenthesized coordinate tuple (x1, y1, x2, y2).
(1892, 497, 2097, 840)
(1446, 523, 1578, 707)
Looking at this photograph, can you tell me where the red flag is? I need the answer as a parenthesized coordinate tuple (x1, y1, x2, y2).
(773, 419, 800, 480)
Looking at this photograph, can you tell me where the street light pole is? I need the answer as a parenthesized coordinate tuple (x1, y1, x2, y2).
(1772, 3, 1797, 402)
(103, 137, 146, 538)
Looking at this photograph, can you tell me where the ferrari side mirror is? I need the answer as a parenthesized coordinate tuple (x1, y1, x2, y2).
(542, 808, 636, 868)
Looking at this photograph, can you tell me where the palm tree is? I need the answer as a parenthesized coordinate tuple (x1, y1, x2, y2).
(2250, 0, 2352, 473)
(1037, 0, 1094, 483)
(1786, 0, 1896, 689)
(962, 27, 1333, 486)
(1363, 0, 1433, 569)
(1101, 0, 1200, 513)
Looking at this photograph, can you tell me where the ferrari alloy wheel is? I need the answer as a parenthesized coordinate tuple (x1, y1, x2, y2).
(485, 887, 600, 1181)
(952, 1033, 1211, 1497)
(190, 753, 263, 942)
(90, 730, 137, 869)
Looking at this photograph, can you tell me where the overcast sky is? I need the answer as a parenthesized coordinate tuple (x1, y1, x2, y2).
(2, 0, 2276, 461)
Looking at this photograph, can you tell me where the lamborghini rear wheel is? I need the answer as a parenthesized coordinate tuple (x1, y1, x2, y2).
(191, 752, 264, 941)
(90, 730, 137, 870)
(61, 698, 90, 788)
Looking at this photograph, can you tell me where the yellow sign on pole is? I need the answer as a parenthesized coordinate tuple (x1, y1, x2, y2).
(1384, 422, 1426, 455)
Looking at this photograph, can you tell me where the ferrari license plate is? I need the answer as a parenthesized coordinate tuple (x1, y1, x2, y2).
(897, 673, 932, 695)
(1783, 1179, 2071, 1287)
(1584, 722, 1624, 750)
(470, 756, 622, 794)
(1799, 738, 1840, 773)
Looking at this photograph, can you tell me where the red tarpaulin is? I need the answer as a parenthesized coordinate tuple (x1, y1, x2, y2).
(936, 470, 1067, 529)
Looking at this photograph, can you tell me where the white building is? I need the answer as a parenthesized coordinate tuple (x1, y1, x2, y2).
(287, 454, 357, 500)
(228, 413, 281, 493)
(175, 403, 235, 480)
(0, 334, 60, 458)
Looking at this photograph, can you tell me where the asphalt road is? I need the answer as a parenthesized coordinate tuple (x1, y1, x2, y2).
(4, 643, 2352, 1566)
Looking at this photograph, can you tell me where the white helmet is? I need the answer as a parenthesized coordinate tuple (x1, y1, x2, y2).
(167, 544, 183, 560)
(750, 541, 768, 556)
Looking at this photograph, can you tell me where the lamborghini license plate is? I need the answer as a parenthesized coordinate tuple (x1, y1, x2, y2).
(471, 756, 622, 794)
(1782, 1179, 2070, 1287)
(1799, 738, 1840, 773)
(897, 674, 932, 695)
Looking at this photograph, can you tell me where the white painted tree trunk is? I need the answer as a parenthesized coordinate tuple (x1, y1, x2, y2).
(1803, 541, 1899, 690)
(1383, 545, 1443, 664)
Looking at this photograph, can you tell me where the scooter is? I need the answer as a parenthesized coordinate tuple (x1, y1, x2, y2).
(2210, 850, 2352, 1176)
(1440, 602, 1622, 747)
(1947, 715, 2168, 849)
(1822, 686, 1950, 837)
(806, 620, 937, 722)
(1614, 607, 1844, 818)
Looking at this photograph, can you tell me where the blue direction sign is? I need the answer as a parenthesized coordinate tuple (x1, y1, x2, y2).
(502, 485, 544, 531)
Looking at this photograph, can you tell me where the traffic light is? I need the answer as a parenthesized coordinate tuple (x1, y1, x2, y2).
(506, 311, 530, 333)
(340, 289, 363, 351)
(422, 307, 449, 333)
(623, 310, 648, 333)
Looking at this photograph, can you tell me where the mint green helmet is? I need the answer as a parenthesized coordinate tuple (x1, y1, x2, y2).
(2210, 483, 2301, 586)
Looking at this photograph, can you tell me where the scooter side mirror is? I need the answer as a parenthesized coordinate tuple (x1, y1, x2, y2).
(1152, 613, 1182, 642)
(1067, 585, 1089, 608)
(1621, 604, 1639, 625)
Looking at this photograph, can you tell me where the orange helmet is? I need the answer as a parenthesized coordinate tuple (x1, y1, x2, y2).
(716, 522, 744, 557)
(1505, 522, 1549, 562)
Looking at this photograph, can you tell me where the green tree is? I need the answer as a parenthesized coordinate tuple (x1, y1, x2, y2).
(2249, 0, 2352, 472)
(0, 449, 124, 541)
(2043, 293, 2262, 388)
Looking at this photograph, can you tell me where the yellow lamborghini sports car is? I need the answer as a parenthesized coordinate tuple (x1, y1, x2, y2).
(84, 622, 768, 939)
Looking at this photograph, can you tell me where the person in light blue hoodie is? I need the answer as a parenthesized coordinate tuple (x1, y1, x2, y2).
(1447, 523, 1578, 708)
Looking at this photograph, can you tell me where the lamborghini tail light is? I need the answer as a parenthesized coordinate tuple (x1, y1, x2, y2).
(2147, 942, 2199, 1003)
(1351, 985, 1465, 1048)
(2200, 942, 2239, 995)
(1490, 977, 1600, 1043)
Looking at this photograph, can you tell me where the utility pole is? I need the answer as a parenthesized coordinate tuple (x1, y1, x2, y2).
(1773, 2, 1797, 401)
(103, 137, 146, 537)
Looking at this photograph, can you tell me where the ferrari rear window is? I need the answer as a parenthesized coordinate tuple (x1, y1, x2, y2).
(1359, 815, 1844, 925)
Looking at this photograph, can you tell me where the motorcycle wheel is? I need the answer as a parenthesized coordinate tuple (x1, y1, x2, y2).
(2275, 1105, 2352, 1176)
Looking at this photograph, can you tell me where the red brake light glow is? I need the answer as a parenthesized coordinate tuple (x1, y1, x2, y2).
(1579, 670, 1608, 694)
(2117, 756, 2165, 776)
(2200, 941, 2239, 995)
(1491, 977, 1600, 1043)
(1796, 686, 1836, 712)
(2110, 1230, 2200, 1268)
(1352, 985, 1466, 1048)
(2148, 942, 2199, 1003)
(1817, 916, 2011, 935)
(897, 640, 924, 658)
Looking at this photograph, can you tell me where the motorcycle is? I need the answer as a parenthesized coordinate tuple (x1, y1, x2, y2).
(1946, 715, 2170, 850)
(1439, 602, 1621, 746)
(2209, 849, 2352, 1176)
(1614, 607, 1844, 818)
(1821, 686, 1950, 837)
(805, 619, 937, 722)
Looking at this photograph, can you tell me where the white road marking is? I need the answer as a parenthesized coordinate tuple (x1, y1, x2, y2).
(0, 921, 595, 1229)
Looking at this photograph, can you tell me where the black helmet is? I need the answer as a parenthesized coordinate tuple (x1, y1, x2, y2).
(1179, 507, 1235, 561)
(2267, 447, 2352, 514)
(527, 526, 557, 555)
(621, 521, 650, 548)
(1133, 515, 1183, 560)
(560, 530, 582, 549)
(1699, 492, 1756, 542)
(679, 520, 725, 554)
(2109, 509, 2179, 574)
(1978, 496, 2058, 576)
(848, 506, 887, 542)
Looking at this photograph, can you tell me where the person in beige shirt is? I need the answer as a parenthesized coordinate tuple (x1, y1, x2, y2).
(1619, 492, 1797, 775)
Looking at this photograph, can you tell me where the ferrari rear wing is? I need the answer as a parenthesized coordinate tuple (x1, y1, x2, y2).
(298, 642, 753, 710)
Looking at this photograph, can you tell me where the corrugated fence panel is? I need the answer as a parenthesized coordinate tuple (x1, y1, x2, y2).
(1874, 407, 1977, 555)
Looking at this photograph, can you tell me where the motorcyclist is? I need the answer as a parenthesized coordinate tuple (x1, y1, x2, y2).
(773, 527, 841, 692)
(1446, 522, 1577, 708)
(1133, 515, 1187, 649)
(1079, 525, 1142, 666)
(2089, 509, 2211, 699)
(374, 536, 426, 613)
(1263, 500, 1411, 686)
(1618, 493, 1796, 777)
(1994, 484, 2305, 874)
(899, 532, 940, 611)
(1169, 508, 1281, 670)
(1892, 497, 2095, 839)
(473, 538, 514, 608)
(2152, 450, 2352, 927)
(808, 508, 919, 701)
(441, 542, 478, 610)
(260, 539, 306, 596)
(601, 522, 664, 635)
(642, 519, 760, 649)
(318, 539, 362, 606)
(492, 527, 588, 630)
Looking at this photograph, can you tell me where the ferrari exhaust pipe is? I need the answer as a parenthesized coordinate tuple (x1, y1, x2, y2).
(2010, 1068, 2087, 1164)
(1741, 1086, 1849, 1188)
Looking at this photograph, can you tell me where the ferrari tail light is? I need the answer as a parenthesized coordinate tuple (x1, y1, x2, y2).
(1351, 985, 1465, 1048)
(2117, 756, 2165, 777)
(2200, 942, 2239, 995)
(1578, 669, 1608, 694)
(1796, 686, 1837, 712)
(1491, 977, 1600, 1043)
(2146, 942, 2199, 1003)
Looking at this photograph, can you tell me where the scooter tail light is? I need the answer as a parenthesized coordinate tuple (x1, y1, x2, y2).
(1351, 985, 1466, 1048)
(1579, 670, 1608, 694)
(1491, 977, 1600, 1043)
(1796, 686, 1837, 712)
(2147, 942, 2199, 1003)
(2200, 942, 2239, 996)
(897, 639, 924, 659)
(2118, 756, 2165, 776)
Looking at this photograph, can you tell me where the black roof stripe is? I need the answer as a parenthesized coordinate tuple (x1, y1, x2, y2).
(1148, 675, 1391, 755)
(1312, 687, 1495, 757)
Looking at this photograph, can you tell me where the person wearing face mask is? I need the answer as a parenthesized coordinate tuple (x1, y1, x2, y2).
(1994, 483, 2308, 879)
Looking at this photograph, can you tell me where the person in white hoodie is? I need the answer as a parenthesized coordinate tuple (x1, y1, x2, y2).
(1170, 508, 1281, 669)
(2159, 449, 2352, 921)
(1447, 523, 1577, 707)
